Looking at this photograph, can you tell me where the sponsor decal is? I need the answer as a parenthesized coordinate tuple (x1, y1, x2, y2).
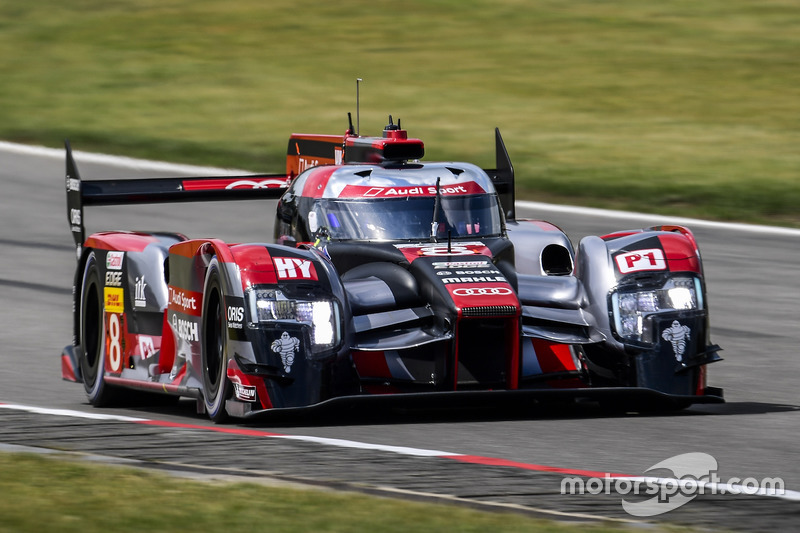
(105, 271, 123, 287)
(106, 313, 123, 372)
(70, 208, 82, 226)
(233, 382, 257, 402)
(441, 275, 507, 284)
(224, 178, 287, 189)
(308, 211, 319, 233)
(66, 176, 81, 192)
(106, 251, 124, 270)
(271, 331, 300, 373)
(339, 181, 485, 198)
(273, 257, 317, 280)
(432, 261, 492, 269)
(615, 248, 666, 274)
(298, 155, 335, 173)
(452, 287, 513, 296)
(138, 336, 156, 359)
(171, 314, 199, 342)
(394, 242, 492, 262)
(227, 306, 244, 329)
(104, 287, 124, 313)
(421, 245, 476, 256)
(134, 275, 147, 307)
(168, 287, 201, 316)
(662, 320, 691, 362)
(181, 177, 288, 190)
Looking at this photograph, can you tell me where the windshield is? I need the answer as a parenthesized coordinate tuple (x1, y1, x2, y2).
(311, 194, 503, 241)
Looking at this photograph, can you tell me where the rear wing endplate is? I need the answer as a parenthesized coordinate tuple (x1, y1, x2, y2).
(484, 128, 515, 221)
(65, 141, 289, 257)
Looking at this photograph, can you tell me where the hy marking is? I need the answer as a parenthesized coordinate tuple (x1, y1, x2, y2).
(1, 402, 799, 504)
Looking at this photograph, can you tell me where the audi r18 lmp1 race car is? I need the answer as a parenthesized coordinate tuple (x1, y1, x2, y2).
(61, 115, 723, 421)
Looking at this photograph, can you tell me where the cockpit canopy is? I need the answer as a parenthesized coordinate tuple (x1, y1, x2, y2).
(310, 194, 503, 242)
(289, 161, 505, 242)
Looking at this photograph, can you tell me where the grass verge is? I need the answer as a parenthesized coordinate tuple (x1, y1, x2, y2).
(0, 452, 675, 533)
(1, 1, 798, 226)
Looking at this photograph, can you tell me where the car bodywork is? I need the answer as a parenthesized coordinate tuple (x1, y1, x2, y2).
(61, 117, 723, 421)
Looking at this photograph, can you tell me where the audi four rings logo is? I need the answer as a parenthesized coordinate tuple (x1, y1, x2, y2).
(224, 179, 286, 189)
(452, 287, 513, 296)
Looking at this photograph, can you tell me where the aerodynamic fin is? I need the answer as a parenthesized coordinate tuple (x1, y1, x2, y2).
(483, 128, 515, 221)
(65, 140, 85, 258)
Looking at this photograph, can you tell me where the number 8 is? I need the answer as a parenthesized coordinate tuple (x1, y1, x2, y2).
(107, 313, 122, 372)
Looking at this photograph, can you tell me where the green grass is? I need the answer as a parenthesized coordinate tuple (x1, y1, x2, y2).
(0, 452, 667, 533)
(1, 0, 798, 226)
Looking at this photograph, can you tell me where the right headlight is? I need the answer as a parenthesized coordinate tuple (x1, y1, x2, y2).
(247, 288, 341, 352)
(611, 277, 703, 344)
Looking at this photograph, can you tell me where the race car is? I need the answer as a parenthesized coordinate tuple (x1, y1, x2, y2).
(61, 115, 723, 421)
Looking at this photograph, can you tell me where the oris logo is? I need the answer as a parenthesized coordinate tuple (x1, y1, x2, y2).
(227, 306, 244, 329)
(452, 287, 513, 296)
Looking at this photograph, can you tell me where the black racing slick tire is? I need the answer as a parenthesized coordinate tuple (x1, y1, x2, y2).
(201, 259, 231, 423)
(79, 251, 118, 406)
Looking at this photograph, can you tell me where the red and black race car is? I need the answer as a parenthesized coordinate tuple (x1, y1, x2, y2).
(61, 115, 723, 421)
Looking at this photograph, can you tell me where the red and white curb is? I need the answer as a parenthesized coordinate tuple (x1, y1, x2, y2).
(1, 401, 798, 505)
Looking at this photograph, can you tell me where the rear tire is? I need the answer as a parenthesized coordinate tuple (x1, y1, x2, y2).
(201, 259, 231, 423)
(79, 251, 118, 406)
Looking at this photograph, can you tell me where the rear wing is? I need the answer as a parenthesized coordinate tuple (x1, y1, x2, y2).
(65, 141, 289, 257)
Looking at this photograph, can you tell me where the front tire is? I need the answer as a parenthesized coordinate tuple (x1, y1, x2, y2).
(79, 251, 117, 406)
(201, 259, 231, 423)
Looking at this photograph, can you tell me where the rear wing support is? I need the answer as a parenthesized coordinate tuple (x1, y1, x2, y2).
(483, 128, 516, 221)
(65, 141, 289, 258)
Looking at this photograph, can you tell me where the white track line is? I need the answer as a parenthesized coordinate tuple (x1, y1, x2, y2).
(1, 401, 799, 504)
(2, 140, 797, 237)
(516, 200, 800, 237)
(0, 402, 146, 422)
(0, 140, 249, 176)
(272, 434, 459, 457)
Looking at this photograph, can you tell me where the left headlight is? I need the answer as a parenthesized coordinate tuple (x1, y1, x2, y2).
(247, 288, 341, 352)
(611, 276, 703, 344)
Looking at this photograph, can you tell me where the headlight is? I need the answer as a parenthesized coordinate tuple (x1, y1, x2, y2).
(611, 277, 702, 343)
(247, 288, 341, 352)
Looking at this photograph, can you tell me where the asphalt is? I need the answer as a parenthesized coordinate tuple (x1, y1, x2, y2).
(1, 143, 799, 531)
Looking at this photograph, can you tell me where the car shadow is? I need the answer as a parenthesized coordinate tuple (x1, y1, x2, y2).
(124, 396, 800, 428)
(240, 399, 800, 428)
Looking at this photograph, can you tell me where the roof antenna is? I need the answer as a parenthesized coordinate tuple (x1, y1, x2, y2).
(356, 78, 363, 136)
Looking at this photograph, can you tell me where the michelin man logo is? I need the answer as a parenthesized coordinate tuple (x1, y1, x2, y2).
(271, 331, 300, 373)
(662, 320, 691, 362)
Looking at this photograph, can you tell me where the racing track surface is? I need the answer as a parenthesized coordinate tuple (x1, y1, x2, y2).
(1, 143, 799, 531)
